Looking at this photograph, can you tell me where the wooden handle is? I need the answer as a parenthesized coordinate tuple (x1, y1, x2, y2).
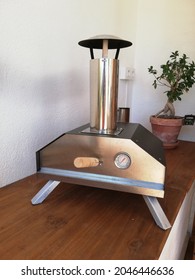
(74, 157, 100, 168)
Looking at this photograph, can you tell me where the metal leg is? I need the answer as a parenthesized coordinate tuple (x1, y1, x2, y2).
(143, 195, 171, 230)
(31, 181, 171, 230)
(31, 180, 61, 205)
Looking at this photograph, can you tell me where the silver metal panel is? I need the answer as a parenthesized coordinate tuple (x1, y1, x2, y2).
(90, 58, 119, 134)
(37, 129, 165, 198)
(38, 167, 164, 198)
(81, 126, 123, 135)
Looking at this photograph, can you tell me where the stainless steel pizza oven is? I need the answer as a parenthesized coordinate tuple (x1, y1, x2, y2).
(32, 35, 170, 230)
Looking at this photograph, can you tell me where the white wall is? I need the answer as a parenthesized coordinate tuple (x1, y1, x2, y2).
(0, 0, 194, 187)
(0, 0, 136, 187)
(130, 0, 195, 141)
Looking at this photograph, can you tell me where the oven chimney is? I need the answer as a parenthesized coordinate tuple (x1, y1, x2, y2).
(78, 35, 132, 135)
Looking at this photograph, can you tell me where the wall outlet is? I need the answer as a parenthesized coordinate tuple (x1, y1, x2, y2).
(120, 66, 135, 80)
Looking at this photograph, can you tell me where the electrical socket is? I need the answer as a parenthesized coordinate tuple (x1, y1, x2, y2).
(125, 67, 135, 80)
(120, 66, 135, 80)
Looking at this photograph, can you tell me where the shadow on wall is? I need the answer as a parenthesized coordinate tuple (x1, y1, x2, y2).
(0, 67, 89, 187)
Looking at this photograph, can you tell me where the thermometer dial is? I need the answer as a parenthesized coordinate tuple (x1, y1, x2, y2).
(114, 152, 131, 169)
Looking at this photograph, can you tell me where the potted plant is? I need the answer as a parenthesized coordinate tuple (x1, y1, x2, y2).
(148, 50, 195, 149)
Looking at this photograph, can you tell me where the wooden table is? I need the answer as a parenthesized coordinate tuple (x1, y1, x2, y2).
(0, 141, 194, 260)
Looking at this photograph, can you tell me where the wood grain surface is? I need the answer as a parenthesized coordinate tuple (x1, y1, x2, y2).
(0, 141, 194, 260)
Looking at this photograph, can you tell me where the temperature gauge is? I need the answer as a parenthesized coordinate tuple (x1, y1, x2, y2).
(114, 152, 131, 169)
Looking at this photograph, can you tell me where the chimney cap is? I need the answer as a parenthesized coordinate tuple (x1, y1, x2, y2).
(78, 34, 132, 49)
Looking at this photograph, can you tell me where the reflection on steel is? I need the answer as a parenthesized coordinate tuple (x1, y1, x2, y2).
(118, 107, 130, 123)
(38, 167, 164, 193)
(90, 58, 119, 134)
(81, 126, 123, 135)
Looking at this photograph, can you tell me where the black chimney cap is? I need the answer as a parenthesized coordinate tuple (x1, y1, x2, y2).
(78, 34, 132, 49)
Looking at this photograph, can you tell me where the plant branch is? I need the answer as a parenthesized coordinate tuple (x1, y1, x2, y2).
(148, 51, 195, 117)
(155, 101, 175, 117)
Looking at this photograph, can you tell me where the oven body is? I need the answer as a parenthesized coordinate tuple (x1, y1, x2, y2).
(32, 35, 171, 230)
(37, 122, 165, 198)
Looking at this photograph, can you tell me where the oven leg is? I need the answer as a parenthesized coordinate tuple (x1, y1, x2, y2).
(31, 181, 171, 230)
(31, 180, 60, 205)
(143, 196, 171, 230)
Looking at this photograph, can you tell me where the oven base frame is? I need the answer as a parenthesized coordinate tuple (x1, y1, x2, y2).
(31, 179, 171, 230)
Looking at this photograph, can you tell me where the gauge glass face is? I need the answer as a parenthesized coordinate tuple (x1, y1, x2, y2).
(114, 152, 131, 169)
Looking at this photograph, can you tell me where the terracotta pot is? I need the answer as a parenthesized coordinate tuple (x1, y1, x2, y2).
(150, 115, 183, 149)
